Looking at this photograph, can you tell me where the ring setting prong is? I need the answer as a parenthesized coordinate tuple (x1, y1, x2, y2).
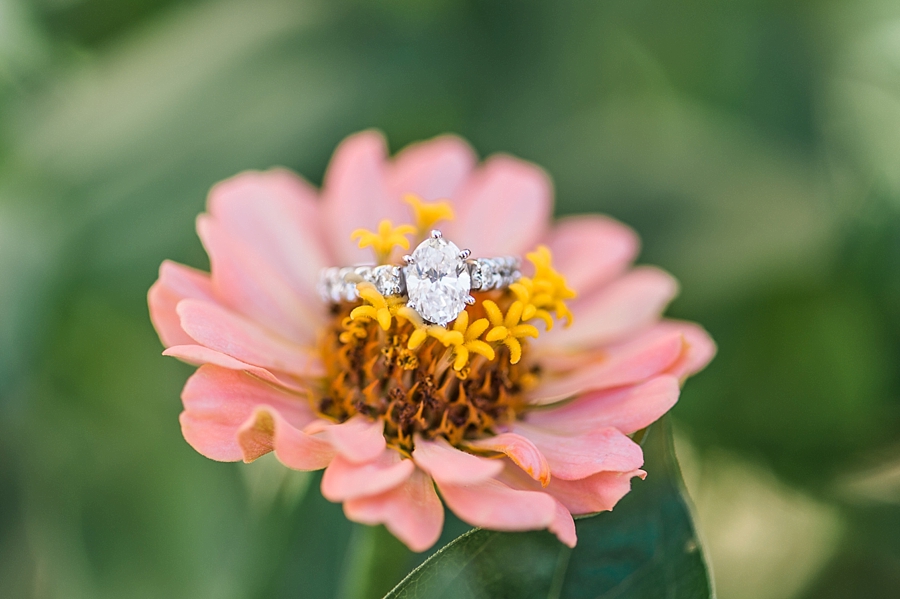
(403, 254, 414, 264)
(458, 249, 471, 259)
(430, 230, 443, 239)
(464, 295, 476, 305)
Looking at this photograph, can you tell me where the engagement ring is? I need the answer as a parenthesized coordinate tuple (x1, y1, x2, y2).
(318, 230, 521, 326)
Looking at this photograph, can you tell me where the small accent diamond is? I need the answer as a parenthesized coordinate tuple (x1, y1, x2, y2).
(372, 265, 403, 296)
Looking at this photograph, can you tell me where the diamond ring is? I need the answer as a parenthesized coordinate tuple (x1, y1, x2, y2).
(318, 230, 521, 326)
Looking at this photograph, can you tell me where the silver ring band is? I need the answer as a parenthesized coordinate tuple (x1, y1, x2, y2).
(318, 230, 521, 325)
(318, 257, 521, 304)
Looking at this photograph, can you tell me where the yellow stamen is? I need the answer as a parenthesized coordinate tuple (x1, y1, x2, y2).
(403, 194, 455, 234)
(351, 219, 416, 264)
(348, 282, 406, 331)
(512, 246, 577, 328)
(338, 316, 368, 344)
(392, 305, 431, 349)
(483, 300, 539, 365)
(349, 283, 390, 330)
(427, 310, 496, 370)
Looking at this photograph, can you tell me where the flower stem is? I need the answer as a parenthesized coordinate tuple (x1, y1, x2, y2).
(338, 524, 412, 599)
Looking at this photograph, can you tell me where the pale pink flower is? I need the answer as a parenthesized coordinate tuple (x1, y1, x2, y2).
(148, 131, 715, 551)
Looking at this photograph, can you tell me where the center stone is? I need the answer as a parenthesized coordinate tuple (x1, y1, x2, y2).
(405, 236, 471, 326)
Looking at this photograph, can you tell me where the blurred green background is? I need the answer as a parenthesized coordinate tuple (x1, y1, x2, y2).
(1, 0, 900, 597)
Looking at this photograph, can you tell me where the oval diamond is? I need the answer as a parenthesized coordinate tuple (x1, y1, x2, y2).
(405, 236, 471, 326)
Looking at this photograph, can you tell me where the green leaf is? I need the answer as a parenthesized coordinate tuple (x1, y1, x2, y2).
(383, 418, 711, 599)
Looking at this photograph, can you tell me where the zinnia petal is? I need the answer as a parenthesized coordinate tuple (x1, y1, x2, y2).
(343, 469, 444, 553)
(413, 437, 504, 485)
(501, 460, 644, 517)
(436, 477, 557, 532)
(465, 433, 551, 486)
(176, 299, 320, 377)
(197, 214, 321, 344)
(237, 407, 337, 469)
(305, 415, 387, 464)
(388, 135, 476, 201)
(206, 168, 332, 301)
(448, 154, 552, 256)
(321, 451, 416, 501)
(547, 469, 646, 515)
(179, 364, 315, 462)
(322, 131, 406, 264)
(513, 424, 644, 480)
(544, 266, 679, 349)
(163, 344, 310, 392)
(148, 260, 217, 347)
(543, 215, 639, 296)
(530, 328, 685, 403)
(656, 320, 717, 379)
(548, 499, 578, 548)
(526, 376, 681, 436)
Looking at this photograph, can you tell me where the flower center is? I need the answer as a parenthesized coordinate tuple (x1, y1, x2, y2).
(314, 293, 538, 451)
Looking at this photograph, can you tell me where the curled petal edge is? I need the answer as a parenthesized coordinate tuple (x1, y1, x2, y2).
(237, 407, 337, 470)
(464, 433, 551, 487)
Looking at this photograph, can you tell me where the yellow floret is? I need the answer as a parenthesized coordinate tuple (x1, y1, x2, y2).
(403, 194, 455, 235)
(351, 220, 416, 264)
(509, 278, 555, 330)
(483, 300, 540, 364)
(349, 282, 397, 330)
(394, 306, 433, 350)
(516, 245, 577, 328)
(338, 316, 369, 344)
(428, 310, 496, 370)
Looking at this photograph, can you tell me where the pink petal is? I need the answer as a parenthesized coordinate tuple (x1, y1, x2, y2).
(344, 469, 444, 553)
(547, 469, 646, 515)
(179, 365, 314, 462)
(448, 155, 552, 256)
(526, 376, 681, 436)
(206, 168, 332, 302)
(513, 424, 644, 480)
(657, 320, 717, 379)
(176, 299, 320, 378)
(530, 329, 685, 404)
(543, 266, 679, 350)
(543, 215, 640, 296)
(412, 437, 504, 485)
(465, 433, 550, 486)
(306, 415, 386, 464)
(237, 407, 337, 469)
(197, 215, 321, 344)
(549, 499, 577, 548)
(163, 344, 315, 392)
(436, 477, 557, 532)
(148, 260, 217, 347)
(491, 467, 577, 546)
(321, 131, 406, 265)
(321, 451, 415, 501)
(388, 135, 477, 201)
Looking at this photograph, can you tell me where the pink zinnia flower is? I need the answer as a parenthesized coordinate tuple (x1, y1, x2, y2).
(148, 131, 715, 551)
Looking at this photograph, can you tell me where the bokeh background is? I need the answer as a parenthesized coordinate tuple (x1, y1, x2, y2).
(1, 0, 900, 597)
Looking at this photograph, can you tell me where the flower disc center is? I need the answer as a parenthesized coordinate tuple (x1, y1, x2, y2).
(316, 302, 534, 451)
